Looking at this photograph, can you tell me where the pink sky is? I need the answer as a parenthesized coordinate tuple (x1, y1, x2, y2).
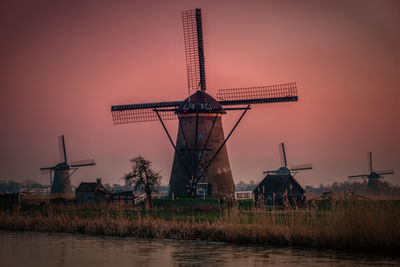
(0, 0, 399, 187)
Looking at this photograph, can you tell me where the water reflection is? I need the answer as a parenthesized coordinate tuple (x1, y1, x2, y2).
(0, 231, 398, 267)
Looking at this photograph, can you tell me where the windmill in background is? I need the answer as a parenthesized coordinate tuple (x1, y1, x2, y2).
(263, 142, 313, 176)
(348, 152, 394, 190)
(40, 135, 96, 198)
(111, 9, 299, 198)
(254, 142, 311, 207)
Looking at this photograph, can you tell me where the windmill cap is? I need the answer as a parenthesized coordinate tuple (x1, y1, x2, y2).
(368, 172, 381, 179)
(277, 167, 290, 175)
(177, 90, 225, 114)
(55, 162, 70, 170)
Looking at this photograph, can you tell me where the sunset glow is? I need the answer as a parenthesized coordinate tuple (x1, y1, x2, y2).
(0, 0, 399, 188)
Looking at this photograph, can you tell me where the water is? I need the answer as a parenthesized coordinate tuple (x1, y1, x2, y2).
(0, 231, 398, 267)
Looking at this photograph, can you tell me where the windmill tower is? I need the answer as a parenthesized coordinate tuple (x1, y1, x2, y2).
(40, 135, 96, 198)
(348, 152, 394, 190)
(111, 9, 299, 198)
(263, 142, 313, 176)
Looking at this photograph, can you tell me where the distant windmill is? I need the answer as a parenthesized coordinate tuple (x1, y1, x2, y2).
(40, 135, 96, 198)
(111, 9, 299, 198)
(348, 152, 394, 190)
(263, 142, 312, 175)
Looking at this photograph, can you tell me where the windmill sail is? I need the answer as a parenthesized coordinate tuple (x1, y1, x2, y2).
(279, 142, 287, 167)
(58, 135, 67, 163)
(376, 169, 394, 176)
(40, 166, 55, 171)
(111, 101, 182, 124)
(182, 8, 206, 92)
(291, 164, 313, 171)
(368, 152, 373, 173)
(70, 159, 96, 167)
(217, 83, 298, 106)
(348, 174, 369, 178)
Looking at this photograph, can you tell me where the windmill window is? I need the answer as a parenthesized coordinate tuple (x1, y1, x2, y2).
(196, 183, 209, 196)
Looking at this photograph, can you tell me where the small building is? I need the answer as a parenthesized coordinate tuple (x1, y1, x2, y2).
(253, 174, 305, 208)
(76, 178, 111, 204)
(111, 191, 134, 204)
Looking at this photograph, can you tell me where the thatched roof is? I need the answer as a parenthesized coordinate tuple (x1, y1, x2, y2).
(76, 182, 98, 192)
(253, 174, 305, 195)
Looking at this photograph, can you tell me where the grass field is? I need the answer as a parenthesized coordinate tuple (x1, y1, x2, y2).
(1, 198, 399, 254)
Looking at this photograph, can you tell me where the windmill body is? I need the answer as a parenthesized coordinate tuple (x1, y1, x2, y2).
(51, 162, 73, 197)
(40, 135, 96, 198)
(169, 91, 234, 197)
(111, 9, 299, 198)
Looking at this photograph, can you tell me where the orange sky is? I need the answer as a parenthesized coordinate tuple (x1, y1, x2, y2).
(0, 0, 399, 187)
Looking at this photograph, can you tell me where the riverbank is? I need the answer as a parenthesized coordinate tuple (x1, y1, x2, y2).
(1, 200, 399, 254)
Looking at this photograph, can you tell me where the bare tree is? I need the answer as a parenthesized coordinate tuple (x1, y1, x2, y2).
(124, 156, 161, 208)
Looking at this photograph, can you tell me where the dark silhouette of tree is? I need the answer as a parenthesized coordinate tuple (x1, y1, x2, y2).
(124, 156, 161, 208)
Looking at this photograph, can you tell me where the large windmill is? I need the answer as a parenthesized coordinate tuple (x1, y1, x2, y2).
(111, 9, 299, 198)
(348, 152, 394, 190)
(40, 135, 96, 198)
(263, 142, 313, 176)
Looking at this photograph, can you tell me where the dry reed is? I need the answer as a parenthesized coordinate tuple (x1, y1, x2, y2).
(0, 200, 399, 254)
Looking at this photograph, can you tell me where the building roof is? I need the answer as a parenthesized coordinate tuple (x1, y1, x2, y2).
(76, 178, 112, 194)
(178, 90, 225, 113)
(76, 182, 98, 192)
(253, 174, 305, 195)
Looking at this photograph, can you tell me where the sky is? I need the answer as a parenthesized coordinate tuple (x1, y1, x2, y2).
(0, 0, 399, 188)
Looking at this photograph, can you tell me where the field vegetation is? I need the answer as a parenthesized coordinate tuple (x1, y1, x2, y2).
(1, 197, 399, 254)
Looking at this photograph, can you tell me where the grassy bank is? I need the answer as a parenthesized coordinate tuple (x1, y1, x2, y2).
(1, 200, 399, 254)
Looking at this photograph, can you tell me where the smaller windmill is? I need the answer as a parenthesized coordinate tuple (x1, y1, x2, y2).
(263, 142, 313, 175)
(348, 152, 394, 190)
(40, 135, 96, 198)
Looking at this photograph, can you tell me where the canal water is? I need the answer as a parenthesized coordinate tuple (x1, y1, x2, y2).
(0, 231, 398, 266)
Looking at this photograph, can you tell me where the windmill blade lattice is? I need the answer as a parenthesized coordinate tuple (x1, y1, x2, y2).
(182, 8, 206, 92)
(111, 101, 182, 124)
(217, 83, 298, 106)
